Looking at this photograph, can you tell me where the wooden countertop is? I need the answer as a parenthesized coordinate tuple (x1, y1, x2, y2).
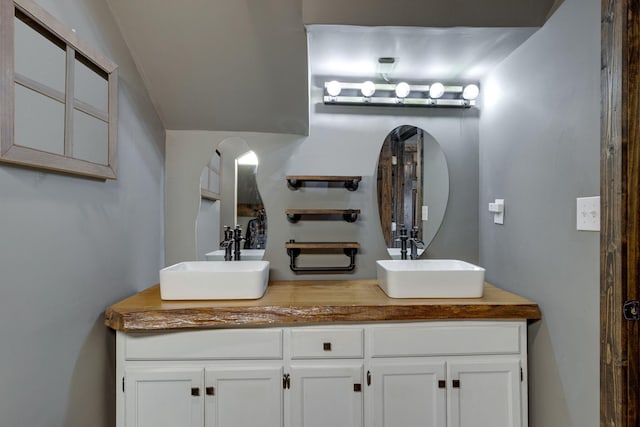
(105, 280, 541, 332)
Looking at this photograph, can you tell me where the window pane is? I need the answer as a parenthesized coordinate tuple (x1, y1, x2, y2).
(74, 55, 108, 112)
(14, 14, 66, 93)
(14, 84, 65, 155)
(72, 109, 108, 164)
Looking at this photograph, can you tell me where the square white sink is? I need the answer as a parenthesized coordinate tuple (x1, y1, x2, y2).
(376, 259, 485, 299)
(160, 261, 270, 300)
(205, 249, 265, 261)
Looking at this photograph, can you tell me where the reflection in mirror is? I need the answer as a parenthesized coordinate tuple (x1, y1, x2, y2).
(197, 150, 221, 260)
(196, 145, 266, 261)
(377, 126, 449, 259)
(236, 151, 267, 250)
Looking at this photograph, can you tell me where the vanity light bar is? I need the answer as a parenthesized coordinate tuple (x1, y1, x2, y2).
(323, 81, 478, 108)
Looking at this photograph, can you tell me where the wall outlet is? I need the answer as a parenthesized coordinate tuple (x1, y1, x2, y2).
(576, 196, 600, 231)
(488, 199, 505, 224)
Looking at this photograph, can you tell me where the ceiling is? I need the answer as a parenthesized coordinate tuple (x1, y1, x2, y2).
(307, 26, 538, 82)
(105, 0, 559, 135)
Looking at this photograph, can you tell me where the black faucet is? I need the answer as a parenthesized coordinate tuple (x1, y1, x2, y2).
(233, 225, 244, 261)
(220, 226, 234, 261)
(409, 226, 425, 260)
(395, 224, 409, 260)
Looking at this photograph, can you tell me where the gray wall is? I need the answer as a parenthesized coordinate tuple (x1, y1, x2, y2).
(165, 106, 479, 280)
(0, 1, 165, 426)
(286, 99, 479, 280)
(479, 0, 600, 425)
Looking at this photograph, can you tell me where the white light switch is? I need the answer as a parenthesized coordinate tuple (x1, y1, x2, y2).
(488, 199, 505, 224)
(577, 196, 600, 231)
(422, 206, 428, 221)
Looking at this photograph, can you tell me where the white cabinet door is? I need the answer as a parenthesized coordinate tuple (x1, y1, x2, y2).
(370, 361, 446, 427)
(289, 364, 363, 427)
(124, 368, 204, 427)
(447, 359, 522, 427)
(205, 366, 283, 427)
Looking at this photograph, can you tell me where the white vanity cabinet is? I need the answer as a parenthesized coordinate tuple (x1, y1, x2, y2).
(447, 359, 522, 427)
(366, 322, 527, 427)
(368, 360, 446, 427)
(118, 328, 285, 427)
(124, 367, 204, 427)
(123, 365, 283, 427)
(287, 327, 365, 427)
(116, 321, 528, 427)
(288, 363, 364, 427)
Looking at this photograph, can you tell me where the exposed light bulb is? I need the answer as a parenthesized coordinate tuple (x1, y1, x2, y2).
(326, 80, 341, 97)
(361, 81, 376, 97)
(429, 82, 445, 99)
(462, 84, 480, 100)
(395, 82, 410, 98)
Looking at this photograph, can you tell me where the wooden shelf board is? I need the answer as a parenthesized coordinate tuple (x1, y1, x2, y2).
(286, 175, 362, 182)
(200, 189, 220, 201)
(285, 209, 361, 215)
(285, 242, 361, 249)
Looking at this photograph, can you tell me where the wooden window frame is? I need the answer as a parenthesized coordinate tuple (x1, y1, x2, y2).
(0, 0, 118, 180)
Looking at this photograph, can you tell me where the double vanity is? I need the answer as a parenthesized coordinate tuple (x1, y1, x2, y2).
(105, 265, 540, 427)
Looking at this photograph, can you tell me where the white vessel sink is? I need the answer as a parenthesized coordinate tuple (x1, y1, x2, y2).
(376, 259, 485, 299)
(205, 249, 265, 261)
(160, 261, 270, 300)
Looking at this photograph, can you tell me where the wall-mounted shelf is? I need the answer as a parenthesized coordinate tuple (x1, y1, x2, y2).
(285, 240, 360, 273)
(286, 175, 362, 191)
(285, 209, 361, 223)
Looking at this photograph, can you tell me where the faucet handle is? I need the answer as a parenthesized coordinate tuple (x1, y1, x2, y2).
(412, 239, 426, 249)
(233, 225, 244, 240)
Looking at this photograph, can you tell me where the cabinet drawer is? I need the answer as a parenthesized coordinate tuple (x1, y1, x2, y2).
(124, 329, 283, 360)
(290, 328, 364, 359)
(369, 323, 521, 357)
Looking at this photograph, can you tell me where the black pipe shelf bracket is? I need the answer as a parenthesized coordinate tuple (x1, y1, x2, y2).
(285, 240, 360, 273)
(285, 209, 361, 224)
(286, 175, 362, 192)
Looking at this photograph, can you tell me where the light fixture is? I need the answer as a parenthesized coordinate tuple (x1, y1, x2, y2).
(429, 82, 445, 99)
(462, 84, 480, 100)
(237, 151, 258, 166)
(322, 80, 480, 108)
(361, 81, 376, 97)
(395, 82, 410, 98)
(326, 80, 341, 97)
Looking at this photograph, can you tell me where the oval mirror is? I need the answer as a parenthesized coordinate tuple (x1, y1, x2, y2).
(196, 142, 266, 260)
(377, 125, 449, 259)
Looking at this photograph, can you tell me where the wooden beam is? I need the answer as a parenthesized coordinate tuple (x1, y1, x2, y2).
(601, 0, 640, 425)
